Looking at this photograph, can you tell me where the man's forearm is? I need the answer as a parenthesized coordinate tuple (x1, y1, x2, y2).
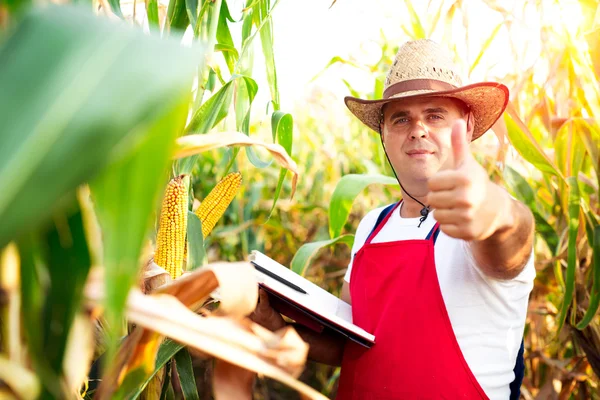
(472, 188, 534, 280)
(290, 323, 346, 366)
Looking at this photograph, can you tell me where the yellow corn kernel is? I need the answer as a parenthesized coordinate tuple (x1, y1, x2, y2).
(154, 175, 189, 279)
(195, 172, 242, 238)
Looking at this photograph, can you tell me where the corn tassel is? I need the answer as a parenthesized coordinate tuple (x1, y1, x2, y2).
(154, 175, 189, 279)
(195, 172, 242, 238)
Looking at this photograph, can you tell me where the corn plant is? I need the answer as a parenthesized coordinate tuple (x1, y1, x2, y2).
(0, 0, 317, 399)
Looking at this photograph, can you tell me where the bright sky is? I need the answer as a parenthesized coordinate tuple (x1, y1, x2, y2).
(123, 0, 587, 123)
(255, 0, 584, 112)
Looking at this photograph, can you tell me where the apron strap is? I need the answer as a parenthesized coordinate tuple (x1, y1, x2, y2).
(365, 201, 402, 244)
(509, 338, 525, 399)
(425, 223, 441, 244)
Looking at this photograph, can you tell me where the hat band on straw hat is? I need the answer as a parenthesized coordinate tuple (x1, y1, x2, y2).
(383, 79, 457, 99)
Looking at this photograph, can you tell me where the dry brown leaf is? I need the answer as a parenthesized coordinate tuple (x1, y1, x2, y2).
(213, 360, 254, 400)
(153, 264, 220, 310)
(0, 243, 21, 364)
(253, 325, 308, 378)
(139, 366, 166, 400)
(85, 262, 323, 399)
(173, 132, 298, 197)
(63, 314, 95, 394)
(558, 378, 576, 400)
(141, 259, 172, 294)
(124, 289, 325, 399)
(535, 375, 559, 400)
(118, 331, 164, 381)
(0, 356, 40, 400)
(205, 262, 258, 318)
(154, 261, 258, 317)
(93, 326, 145, 400)
(94, 262, 253, 396)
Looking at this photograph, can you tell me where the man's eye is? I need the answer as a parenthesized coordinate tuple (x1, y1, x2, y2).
(393, 118, 409, 124)
(428, 114, 443, 120)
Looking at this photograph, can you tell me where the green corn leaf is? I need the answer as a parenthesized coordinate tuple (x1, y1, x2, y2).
(186, 0, 199, 29)
(329, 174, 399, 239)
(257, 0, 280, 110)
(165, 381, 176, 400)
(234, 76, 270, 168)
(238, 0, 282, 74)
(17, 193, 96, 398)
(107, 0, 123, 17)
(504, 107, 566, 184)
(576, 226, 600, 329)
(167, 0, 190, 33)
(181, 74, 257, 173)
(215, 43, 240, 58)
(503, 166, 535, 207)
(502, 166, 559, 252)
(185, 80, 235, 134)
(0, 4, 199, 372)
(18, 232, 66, 399)
(291, 235, 355, 276)
(90, 96, 190, 366)
(1, 0, 33, 15)
(310, 56, 361, 83)
(206, 67, 218, 91)
(187, 211, 206, 270)
(585, 211, 599, 247)
(189, 0, 219, 110)
(241, 6, 253, 43)
(113, 340, 184, 400)
(557, 177, 581, 331)
(268, 111, 294, 216)
(41, 204, 92, 383)
(374, 78, 384, 99)
(235, 75, 259, 132)
(179, 80, 235, 174)
(533, 211, 560, 256)
(245, 148, 273, 168)
(174, 349, 200, 400)
(0, 5, 198, 247)
(578, 118, 600, 188)
(147, 0, 159, 29)
(403, 0, 426, 39)
(555, 119, 587, 178)
(216, 0, 238, 73)
(194, 0, 221, 42)
(341, 79, 361, 98)
(271, 110, 293, 156)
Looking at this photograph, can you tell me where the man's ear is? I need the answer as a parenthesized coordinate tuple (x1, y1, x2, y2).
(465, 111, 475, 141)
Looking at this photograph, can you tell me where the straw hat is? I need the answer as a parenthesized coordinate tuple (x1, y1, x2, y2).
(345, 39, 509, 141)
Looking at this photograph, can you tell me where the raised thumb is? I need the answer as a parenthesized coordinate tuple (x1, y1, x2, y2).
(451, 119, 469, 169)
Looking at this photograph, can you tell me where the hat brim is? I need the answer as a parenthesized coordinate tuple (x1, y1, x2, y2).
(344, 82, 509, 141)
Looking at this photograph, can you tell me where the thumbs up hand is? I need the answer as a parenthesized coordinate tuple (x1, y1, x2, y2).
(426, 119, 507, 241)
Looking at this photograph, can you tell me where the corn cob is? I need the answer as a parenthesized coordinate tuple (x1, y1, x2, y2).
(195, 172, 242, 238)
(154, 175, 189, 279)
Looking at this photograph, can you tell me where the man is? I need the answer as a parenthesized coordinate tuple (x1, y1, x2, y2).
(251, 39, 535, 399)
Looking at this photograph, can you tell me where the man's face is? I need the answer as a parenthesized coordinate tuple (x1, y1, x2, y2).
(380, 97, 472, 188)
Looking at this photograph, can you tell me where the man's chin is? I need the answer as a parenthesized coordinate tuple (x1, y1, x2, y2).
(403, 168, 438, 182)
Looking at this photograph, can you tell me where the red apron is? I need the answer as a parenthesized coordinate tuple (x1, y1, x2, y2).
(336, 202, 488, 399)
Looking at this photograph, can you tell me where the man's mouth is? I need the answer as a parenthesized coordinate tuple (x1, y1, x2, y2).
(406, 149, 434, 157)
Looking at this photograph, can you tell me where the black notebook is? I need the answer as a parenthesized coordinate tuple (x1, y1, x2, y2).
(250, 250, 375, 348)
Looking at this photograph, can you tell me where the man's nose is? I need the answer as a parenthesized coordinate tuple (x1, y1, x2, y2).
(410, 120, 428, 139)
